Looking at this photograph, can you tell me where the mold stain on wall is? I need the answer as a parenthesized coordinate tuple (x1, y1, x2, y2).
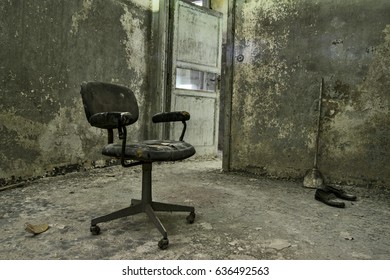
(321, 23, 390, 184)
(70, 0, 94, 35)
(0, 0, 152, 186)
(119, 3, 148, 106)
(232, 0, 303, 176)
(230, 0, 390, 186)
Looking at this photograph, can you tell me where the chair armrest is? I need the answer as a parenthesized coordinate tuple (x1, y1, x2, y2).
(152, 111, 190, 123)
(152, 111, 191, 141)
(89, 112, 136, 129)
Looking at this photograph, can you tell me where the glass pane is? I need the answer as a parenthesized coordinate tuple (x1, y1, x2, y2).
(189, 0, 204, 6)
(176, 68, 216, 92)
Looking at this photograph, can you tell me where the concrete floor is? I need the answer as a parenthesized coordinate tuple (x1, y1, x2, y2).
(1, 158, 389, 260)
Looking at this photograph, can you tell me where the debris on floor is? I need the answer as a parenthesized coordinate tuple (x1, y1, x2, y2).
(24, 223, 49, 235)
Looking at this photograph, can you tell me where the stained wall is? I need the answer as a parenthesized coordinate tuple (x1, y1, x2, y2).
(0, 0, 152, 185)
(230, 0, 390, 186)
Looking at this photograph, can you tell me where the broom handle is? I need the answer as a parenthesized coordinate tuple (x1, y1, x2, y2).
(314, 77, 324, 168)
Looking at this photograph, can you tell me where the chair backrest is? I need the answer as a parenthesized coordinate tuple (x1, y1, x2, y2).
(80, 81, 139, 125)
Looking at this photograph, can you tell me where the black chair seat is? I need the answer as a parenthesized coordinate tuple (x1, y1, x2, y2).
(102, 140, 195, 162)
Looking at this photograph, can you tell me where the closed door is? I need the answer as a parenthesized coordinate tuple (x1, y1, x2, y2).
(169, 0, 223, 156)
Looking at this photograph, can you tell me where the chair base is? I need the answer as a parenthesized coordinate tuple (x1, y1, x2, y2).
(90, 162, 195, 249)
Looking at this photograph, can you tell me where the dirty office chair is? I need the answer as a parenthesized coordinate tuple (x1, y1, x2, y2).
(80, 81, 196, 249)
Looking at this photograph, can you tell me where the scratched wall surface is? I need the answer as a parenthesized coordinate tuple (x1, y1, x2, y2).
(0, 0, 152, 185)
(231, 0, 390, 186)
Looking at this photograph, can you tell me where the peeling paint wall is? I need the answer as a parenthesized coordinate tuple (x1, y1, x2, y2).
(231, 0, 390, 187)
(0, 0, 152, 185)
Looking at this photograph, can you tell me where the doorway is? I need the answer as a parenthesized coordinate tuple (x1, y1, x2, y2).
(166, 0, 223, 156)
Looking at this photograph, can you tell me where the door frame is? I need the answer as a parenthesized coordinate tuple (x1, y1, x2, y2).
(221, 0, 235, 171)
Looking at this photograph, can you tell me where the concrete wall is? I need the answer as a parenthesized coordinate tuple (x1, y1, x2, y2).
(230, 0, 390, 187)
(0, 0, 152, 185)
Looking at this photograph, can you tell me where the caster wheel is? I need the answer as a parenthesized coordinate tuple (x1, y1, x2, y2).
(158, 238, 169, 250)
(186, 212, 195, 224)
(90, 225, 101, 235)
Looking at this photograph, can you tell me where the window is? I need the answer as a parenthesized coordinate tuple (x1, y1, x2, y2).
(176, 68, 217, 92)
(188, 0, 210, 7)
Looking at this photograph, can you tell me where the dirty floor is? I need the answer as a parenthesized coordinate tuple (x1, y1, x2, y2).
(1, 158, 389, 260)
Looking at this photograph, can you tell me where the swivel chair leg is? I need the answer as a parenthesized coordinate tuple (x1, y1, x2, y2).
(152, 201, 196, 224)
(90, 203, 143, 235)
(89, 163, 195, 249)
(144, 204, 169, 249)
(151, 201, 194, 213)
